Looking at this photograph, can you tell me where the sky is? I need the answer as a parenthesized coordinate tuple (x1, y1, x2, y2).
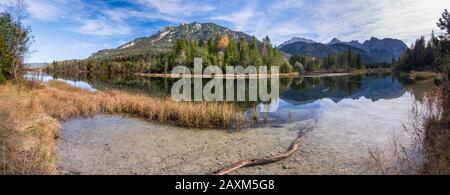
(1, 0, 450, 63)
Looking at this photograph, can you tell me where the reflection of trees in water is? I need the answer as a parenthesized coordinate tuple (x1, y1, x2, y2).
(50, 72, 434, 108)
(51, 72, 175, 97)
(394, 73, 439, 103)
(50, 72, 382, 98)
(287, 74, 366, 95)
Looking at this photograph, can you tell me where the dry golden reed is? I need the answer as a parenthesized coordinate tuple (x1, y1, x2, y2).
(0, 81, 244, 174)
(41, 80, 244, 129)
(1, 83, 59, 175)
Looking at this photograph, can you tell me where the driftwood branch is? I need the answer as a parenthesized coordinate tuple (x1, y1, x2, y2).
(214, 128, 308, 175)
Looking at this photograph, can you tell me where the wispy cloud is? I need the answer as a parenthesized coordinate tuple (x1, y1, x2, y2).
(11, 0, 450, 62)
(310, 0, 450, 44)
(69, 42, 110, 50)
(136, 0, 215, 16)
(270, 0, 304, 12)
(73, 18, 132, 36)
(22, 0, 135, 36)
(212, 3, 259, 32)
(24, 0, 63, 21)
(211, 0, 310, 44)
(17, 0, 450, 42)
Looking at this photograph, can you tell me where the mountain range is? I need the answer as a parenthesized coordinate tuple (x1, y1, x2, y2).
(90, 22, 257, 59)
(89, 22, 407, 64)
(279, 37, 407, 63)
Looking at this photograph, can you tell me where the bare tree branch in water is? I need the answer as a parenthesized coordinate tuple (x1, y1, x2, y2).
(214, 127, 310, 175)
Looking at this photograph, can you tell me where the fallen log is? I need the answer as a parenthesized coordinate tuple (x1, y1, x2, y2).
(214, 128, 307, 175)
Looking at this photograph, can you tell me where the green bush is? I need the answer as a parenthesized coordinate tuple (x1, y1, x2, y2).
(0, 71, 6, 84)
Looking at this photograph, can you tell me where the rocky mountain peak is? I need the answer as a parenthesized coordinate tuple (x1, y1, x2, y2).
(327, 38, 342, 45)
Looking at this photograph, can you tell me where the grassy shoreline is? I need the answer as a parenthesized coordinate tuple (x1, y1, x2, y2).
(369, 80, 449, 175)
(0, 83, 59, 174)
(0, 81, 245, 174)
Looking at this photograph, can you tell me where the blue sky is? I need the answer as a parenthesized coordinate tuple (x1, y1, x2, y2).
(2, 0, 450, 63)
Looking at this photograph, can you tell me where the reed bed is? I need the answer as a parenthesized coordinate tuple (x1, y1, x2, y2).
(420, 82, 449, 174)
(0, 80, 245, 174)
(41, 80, 244, 129)
(369, 81, 449, 175)
(0, 83, 59, 174)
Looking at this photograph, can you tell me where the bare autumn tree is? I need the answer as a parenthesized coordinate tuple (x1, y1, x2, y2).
(217, 34, 229, 50)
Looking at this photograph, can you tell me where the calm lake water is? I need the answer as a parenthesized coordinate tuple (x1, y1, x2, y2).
(35, 72, 435, 174)
(28, 71, 434, 126)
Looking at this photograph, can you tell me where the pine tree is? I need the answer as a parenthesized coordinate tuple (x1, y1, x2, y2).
(248, 37, 262, 67)
(346, 49, 352, 68)
(238, 37, 250, 67)
(356, 54, 363, 70)
(437, 9, 450, 39)
(0, 10, 31, 80)
(437, 9, 450, 73)
(0, 33, 13, 82)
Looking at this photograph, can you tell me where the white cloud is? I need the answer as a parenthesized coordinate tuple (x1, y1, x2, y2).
(20, 0, 134, 36)
(104, 8, 178, 23)
(212, 5, 258, 31)
(270, 0, 304, 12)
(212, 0, 309, 44)
(24, 0, 62, 21)
(20, 0, 450, 62)
(311, 0, 450, 44)
(210, 0, 450, 45)
(136, 0, 215, 16)
(18, 0, 450, 42)
(73, 18, 132, 36)
(69, 42, 110, 50)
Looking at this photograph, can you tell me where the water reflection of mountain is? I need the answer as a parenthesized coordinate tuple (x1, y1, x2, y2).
(280, 74, 406, 105)
(49, 72, 407, 106)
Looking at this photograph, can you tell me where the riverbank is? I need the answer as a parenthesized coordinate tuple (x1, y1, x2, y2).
(0, 81, 244, 174)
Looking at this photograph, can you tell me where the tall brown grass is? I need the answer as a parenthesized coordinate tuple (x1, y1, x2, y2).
(0, 83, 59, 174)
(410, 71, 439, 81)
(369, 81, 449, 175)
(0, 80, 245, 174)
(41, 80, 244, 129)
(421, 81, 449, 174)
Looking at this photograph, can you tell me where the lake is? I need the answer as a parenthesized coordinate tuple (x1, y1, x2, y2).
(29, 72, 434, 126)
(28, 71, 436, 174)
